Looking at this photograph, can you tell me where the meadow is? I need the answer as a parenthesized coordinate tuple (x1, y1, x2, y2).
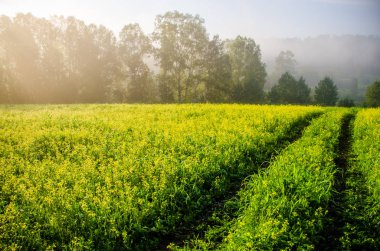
(0, 104, 378, 250)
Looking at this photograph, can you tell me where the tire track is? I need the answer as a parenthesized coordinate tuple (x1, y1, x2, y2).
(317, 111, 356, 250)
(158, 112, 323, 250)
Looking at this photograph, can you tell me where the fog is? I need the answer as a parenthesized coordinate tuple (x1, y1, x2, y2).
(0, 11, 379, 104)
(258, 35, 380, 100)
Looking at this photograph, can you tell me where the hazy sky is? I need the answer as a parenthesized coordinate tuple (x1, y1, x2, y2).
(1, 0, 379, 39)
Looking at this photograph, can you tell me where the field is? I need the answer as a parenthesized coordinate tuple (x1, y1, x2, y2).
(0, 104, 379, 250)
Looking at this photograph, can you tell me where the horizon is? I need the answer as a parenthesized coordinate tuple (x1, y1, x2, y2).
(1, 0, 380, 39)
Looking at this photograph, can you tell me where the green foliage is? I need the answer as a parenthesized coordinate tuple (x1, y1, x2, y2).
(221, 110, 351, 250)
(1, 12, 234, 104)
(203, 36, 232, 103)
(267, 50, 297, 89)
(337, 97, 355, 107)
(1, 104, 378, 250)
(314, 77, 338, 106)
(226, 36, 267, 103)
(0, 104, 322, 250)
(0, 14, 121, 103)
(269, 72, 311, 104)
(119, 24, 156, 103)
(365, 81, 380, 107)
(0, 13, 378, 105)
(153, 11, 209, 103)
(341, 108, 380, 249)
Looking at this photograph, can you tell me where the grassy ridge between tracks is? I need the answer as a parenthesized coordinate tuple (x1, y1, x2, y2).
(174, 109, 352, 250)
(341, 108, 380, 249)
(221, 110, 353, 250)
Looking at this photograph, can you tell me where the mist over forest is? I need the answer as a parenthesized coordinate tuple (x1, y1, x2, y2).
(0, 12, 379, 104)
(259, 36, 380, 101)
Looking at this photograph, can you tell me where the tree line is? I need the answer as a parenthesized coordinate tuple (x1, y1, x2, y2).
(0, 12, 379, 106)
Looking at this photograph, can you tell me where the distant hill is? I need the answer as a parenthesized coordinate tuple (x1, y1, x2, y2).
(258, 35, 380, 101)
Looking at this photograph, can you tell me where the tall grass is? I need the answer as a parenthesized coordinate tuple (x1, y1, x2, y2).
(0, 104, 322, 250)
(341, 108, 380, 249)
(220, 110, 351, 250)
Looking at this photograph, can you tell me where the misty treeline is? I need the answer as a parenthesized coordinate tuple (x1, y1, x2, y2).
(263, 37, 380, 103)
(0, 12, 378, 105)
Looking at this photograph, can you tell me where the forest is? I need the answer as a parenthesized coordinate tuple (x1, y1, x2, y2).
(0, 12, 379, 105)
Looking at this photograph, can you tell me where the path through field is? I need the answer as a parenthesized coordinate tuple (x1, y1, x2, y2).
(318, 112, 356, 250)
(158, 113, 319, 250)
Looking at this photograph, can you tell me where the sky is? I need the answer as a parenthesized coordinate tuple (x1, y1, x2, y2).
(0, 0, 379, 39)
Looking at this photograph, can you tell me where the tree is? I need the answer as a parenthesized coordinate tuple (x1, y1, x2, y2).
(153, 11, 209, 103)
(365, 81, 380, 107)
(80, 24, 119, 102)
(0, 13, 122, 103)
(0, 14, 41, 103)
(267, 50, 296, 89)
(314, 77, 338, 106)
(275, 50, 296, 75)
(54, 16, 121, 103)
(0, 60, 12, 103)
(119, 23, 155, 103)
(297, 77, 311, 104)
(0, 20, 15, 104)
(225, 36, 266, 103)
(269, 72, 310, 104)
(30, 17, 69, 103)
(337, 97, 355, 107)
(203, 35, 232, 102)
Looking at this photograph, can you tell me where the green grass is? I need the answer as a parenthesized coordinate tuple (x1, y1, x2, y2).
(340, 108, 380, 249)
(0, 104, 321, 250)
(0, 105, 378, 250)
(175, 109, 351, 250)
(222, 110, 355, 250)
